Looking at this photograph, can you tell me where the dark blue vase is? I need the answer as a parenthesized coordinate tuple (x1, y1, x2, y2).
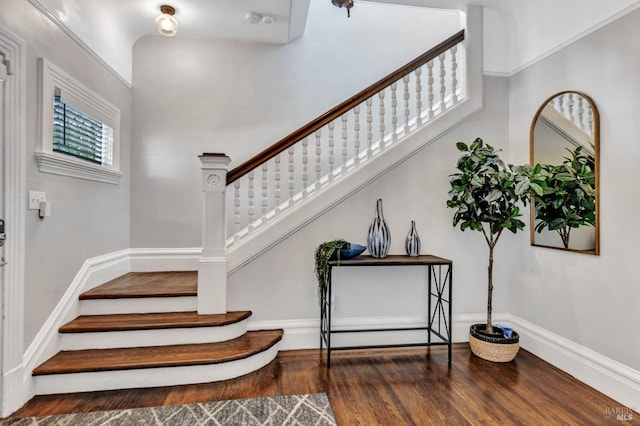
(367, 199, 390, 258)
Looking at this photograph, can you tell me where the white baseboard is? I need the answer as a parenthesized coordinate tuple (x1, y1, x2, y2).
(21, 249, 130, 398)
(509, 314, 640, 410)
(2, 365, 29, 418)
(249, 319, 319, 350)
(257, 313, 639, 409)
(129, 248, 200, 272)
(249, 313, 511, 351)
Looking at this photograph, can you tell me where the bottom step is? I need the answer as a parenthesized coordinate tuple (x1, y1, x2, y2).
(33, 330, 283, 394)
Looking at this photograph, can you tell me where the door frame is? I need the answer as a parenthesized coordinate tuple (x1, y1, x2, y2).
(0, 26, 27, 417)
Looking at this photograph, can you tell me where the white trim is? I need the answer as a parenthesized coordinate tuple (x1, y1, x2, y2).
(0, 25, 27, 418)
(482, 70, 510, 78)
(26, 0, 132, 88)
(129, 247, 201, 272)
(509, 315, 640, 411)
(80, 296, 197, 316)
(22, 250, 130, 385)
(61, 319, 249, 350)
(37, 58, 122, 184)
(249, 319, 319, 350)
(34, 152, 123, 184)
(507, 1, 640, 77)
(248, 313, 511, 351)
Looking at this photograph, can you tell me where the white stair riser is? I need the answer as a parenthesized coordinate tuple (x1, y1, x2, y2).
(79, 296, 197, 315)
(60, 319, 249, 350)
(34, 344, 280, 395)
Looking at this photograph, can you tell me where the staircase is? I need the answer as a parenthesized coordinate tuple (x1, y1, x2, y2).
(28, 8, 483, 397)
(32, 272, 283, 395)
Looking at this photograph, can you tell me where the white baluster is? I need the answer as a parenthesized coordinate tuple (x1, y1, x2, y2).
(288, 147, 295, 208)
(354, 105, 361, 166)
(450, 45, 458, 104)
(341, 114, 348, 173)
(563, 93, 570, 119)
(566, 93, 575, 124)
(403, 75, 410, 132)
(554, 96, 563, 114)
(315, 130, 322, 190)
(439, 52, 447, 113)
(391, 82, 398, 142)
(274, 154, 281, 215)
(302, 138, 309, 198)
(427, 60, 435, 120)
(585, 104, 594, 137)
(415, 67, 423, 126)
(366, 98, 373, 157)
(233, 180, 240, 243)
(261, 163, 268, 225)
(576, 96, 584, 132)
(247, 171, 255, 232)
(379, 90, 386, 150)
(328, 121, 335, 181)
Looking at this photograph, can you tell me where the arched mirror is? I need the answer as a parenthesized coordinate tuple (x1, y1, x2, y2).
(530, 91, 599, 254)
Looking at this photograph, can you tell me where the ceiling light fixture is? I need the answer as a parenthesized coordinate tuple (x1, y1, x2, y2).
(332, 0, 354, 17)
(156, 5, 179, 36)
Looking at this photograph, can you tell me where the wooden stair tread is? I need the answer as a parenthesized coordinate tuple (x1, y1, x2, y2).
(59, 311, 252, 333)
(80, 271, 197, 299)
(33, 329, 283, 375)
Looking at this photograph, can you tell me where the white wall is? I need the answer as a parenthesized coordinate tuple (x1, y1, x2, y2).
(0, 0, 132, 347)
(130, 1, 461, 248)
(508, 8, 640, 370)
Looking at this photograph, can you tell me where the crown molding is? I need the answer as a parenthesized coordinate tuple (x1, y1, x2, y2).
(26, 0, 132, 88)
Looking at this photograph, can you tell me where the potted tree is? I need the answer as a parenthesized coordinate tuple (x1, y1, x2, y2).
(446, 138, 530, 362)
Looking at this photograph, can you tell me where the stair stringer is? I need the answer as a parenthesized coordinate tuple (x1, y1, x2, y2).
(227, 5, 483, 274)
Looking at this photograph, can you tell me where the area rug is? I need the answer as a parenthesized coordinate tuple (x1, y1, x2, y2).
(1, 393, 337, 426)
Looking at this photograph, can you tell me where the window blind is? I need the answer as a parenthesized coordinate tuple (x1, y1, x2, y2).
(53, 94, 113, 166)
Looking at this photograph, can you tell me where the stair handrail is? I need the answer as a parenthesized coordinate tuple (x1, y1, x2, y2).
(227, 29, 465, 185)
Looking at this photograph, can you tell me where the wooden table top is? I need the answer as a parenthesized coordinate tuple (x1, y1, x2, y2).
(328, 254, 452, 266)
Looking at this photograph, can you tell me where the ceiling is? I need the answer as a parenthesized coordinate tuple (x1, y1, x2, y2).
(27, 0, 640, 85)
(28, 0, 312, 84)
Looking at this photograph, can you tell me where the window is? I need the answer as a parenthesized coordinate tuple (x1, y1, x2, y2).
(37, 58, 122, 184)
(53, 91, 114, 166)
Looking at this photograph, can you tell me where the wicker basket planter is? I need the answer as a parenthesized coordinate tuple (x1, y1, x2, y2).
(469, 323, 520, 363)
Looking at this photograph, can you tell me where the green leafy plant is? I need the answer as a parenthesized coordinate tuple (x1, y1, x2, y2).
(446, 138, 530, 335)
(521, 146, 596, 248)
(314, 239, 351, 306)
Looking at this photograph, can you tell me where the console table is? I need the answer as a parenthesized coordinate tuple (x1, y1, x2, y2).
(320, 254, 452, 367)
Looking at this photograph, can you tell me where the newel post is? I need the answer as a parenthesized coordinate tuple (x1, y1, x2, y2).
(198, 153, 231, 314)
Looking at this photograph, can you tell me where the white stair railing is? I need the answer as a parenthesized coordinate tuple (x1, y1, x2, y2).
(225, 30, 466, 248)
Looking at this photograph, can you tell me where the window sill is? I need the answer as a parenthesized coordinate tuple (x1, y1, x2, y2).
(35, 152, 122, 185)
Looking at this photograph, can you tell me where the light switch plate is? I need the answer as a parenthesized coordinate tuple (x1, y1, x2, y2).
(29, 191, 46, 210)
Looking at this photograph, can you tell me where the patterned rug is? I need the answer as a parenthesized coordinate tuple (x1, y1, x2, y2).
(2, 393, 336, 426)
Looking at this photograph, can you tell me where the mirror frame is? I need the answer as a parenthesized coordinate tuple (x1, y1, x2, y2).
(529, 91, 600, 255)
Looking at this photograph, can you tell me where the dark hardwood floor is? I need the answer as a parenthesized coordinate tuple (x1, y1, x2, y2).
(9, 344, 636, 425)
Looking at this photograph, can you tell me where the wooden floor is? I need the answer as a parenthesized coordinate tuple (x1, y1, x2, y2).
(10, 344, 635, 425)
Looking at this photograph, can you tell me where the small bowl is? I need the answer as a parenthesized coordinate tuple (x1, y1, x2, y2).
(339, 244, 366, 259)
